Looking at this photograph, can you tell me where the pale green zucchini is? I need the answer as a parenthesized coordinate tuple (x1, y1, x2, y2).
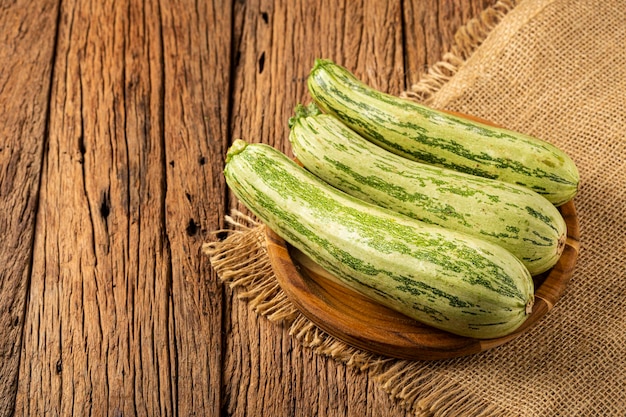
(224, 139, 534, 339)
(307, 59, 579, 206)
(288, 104, 567, 275)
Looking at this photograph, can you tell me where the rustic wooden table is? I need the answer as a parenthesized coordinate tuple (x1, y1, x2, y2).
(1, 0, 494, 415)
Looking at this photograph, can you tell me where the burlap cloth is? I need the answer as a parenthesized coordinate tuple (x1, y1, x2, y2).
(205, 0, 626, 415)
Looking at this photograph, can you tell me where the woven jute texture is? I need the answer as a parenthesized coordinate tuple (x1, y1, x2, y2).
(206, 0, 626, 415)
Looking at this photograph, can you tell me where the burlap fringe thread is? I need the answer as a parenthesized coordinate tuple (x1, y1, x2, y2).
(401, 0, 517, 105)
(204, 2, 518, 415)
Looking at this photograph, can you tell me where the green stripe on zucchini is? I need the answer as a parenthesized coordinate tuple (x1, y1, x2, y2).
(289, 104, 566, 275)
(307, 59, 579, 206)
(224, 140, 535, 339)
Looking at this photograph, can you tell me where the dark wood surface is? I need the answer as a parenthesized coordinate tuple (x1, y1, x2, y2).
(1, 1, 497, 415)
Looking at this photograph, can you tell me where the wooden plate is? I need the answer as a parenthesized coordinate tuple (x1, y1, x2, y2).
(266, 111, 580, 360)
(265, 201, 580, 361)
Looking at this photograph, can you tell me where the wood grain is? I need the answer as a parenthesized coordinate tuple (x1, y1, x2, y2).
(0, 0, 497, 415)
(16, 0, 174, 414)
(159, 1, 231, 415)
(15, 0, 231, 415)
(0, 1, 59, 415)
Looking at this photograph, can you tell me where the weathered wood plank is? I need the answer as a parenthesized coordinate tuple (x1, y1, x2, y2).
(0, 1, 59, 416)
(16, 0, 235, 414)
(16, 0, 173, 415)
(159, 0, 232, 416)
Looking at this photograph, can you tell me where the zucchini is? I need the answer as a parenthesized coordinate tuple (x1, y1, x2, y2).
(224, 139, 534, 339)
(307, 59, 579, 206)
(288, 104, 566, 275)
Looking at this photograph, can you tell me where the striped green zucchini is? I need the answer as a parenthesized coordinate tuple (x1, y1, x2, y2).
(224, 139, 535, 339)
(307, 59, 579, 206)
(288, 104, 567, 275)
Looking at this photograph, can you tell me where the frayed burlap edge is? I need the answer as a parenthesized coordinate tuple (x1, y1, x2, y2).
(202, 211, 391, 373)
(401, 0, 517, 105)
(204, 210, 510, 417)
(204, 3, 521, 416)
(202, 211, 300, 323)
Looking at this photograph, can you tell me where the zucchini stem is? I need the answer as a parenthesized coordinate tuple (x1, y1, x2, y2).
(226, 139, 248, 164)
(288, 102, 322, 129)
